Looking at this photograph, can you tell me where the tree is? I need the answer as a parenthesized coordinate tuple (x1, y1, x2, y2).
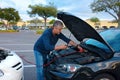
(28, 18, 42, 28)
(28, 4, 57, 28)
(90, 17, 100, 27)
(0, 22, 4, 26)
(28, 18, 42, 23)
(90, 0, 120, 27)
(49, 19, 55, 24)
(0, 8, 20, 29)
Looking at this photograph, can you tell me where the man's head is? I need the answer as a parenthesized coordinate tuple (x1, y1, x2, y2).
(52, 20, 64, 35)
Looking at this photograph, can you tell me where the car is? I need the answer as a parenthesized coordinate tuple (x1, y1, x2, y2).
(21, 27, 29, 30)
(45, 12, 120, 80)
(0, 27, 6, 30)
(109, 26, 116, 28)
(102, 26, 108, 29)
(24, 27, 29, 30)
(0, 47, 24, 80)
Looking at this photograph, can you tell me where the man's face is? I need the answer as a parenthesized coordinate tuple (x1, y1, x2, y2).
(53, 26, 63, 35)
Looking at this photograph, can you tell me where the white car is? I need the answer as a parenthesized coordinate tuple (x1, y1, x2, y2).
(0, 48, 24, 80)
(0, 27, 6, 30)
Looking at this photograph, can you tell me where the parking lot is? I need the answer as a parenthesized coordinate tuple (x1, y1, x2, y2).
(0, 29, 78, 80)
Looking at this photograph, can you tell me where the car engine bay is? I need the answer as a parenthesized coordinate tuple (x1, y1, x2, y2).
(48, 45, 103, 66)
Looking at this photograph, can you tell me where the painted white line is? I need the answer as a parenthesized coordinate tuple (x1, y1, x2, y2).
(13, 50, 33, 52)
(24, 65, 36, 67)
(0, 44, 33, 45)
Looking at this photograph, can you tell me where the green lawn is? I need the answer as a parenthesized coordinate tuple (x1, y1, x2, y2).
(0, 30, 19, 32)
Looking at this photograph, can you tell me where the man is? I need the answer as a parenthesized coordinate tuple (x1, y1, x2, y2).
(34, 20, 82, 80)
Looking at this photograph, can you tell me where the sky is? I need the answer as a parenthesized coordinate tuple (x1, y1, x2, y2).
(0, 0, 115, 21)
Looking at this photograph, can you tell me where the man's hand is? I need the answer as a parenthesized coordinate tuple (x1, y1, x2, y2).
(77, 45, 84, 52)
(54, 45, 68, 50)
(59, 45, 68, 49)
(69, 40, 85, 52)
(69, 41, 77, 47)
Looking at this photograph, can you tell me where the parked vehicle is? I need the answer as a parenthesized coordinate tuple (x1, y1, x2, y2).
(0, 47, 24, 80)
(102, 26, 108, 29)
(0, 27, 6, 30)
(45, 12, 120, 80)
(21, 27, 29, 30)
(109, 26, 116, 28)
(12, 26, 19, 30)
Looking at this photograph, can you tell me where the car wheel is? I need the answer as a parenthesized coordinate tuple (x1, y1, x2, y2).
(92, 73, 115, 80)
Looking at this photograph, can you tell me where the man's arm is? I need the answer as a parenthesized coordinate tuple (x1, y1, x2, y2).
(43, 33, 68, 51)
(59, 33, 71, 43)
(69, 40, 77, 47)
(54, 45, 67, 50)
(58, 33, 84, 52)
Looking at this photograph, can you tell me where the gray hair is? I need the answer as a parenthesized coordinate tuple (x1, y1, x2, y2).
(53, 20, 64, 28)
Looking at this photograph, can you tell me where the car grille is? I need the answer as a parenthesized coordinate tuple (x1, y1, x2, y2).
(12, 62, 22, 70)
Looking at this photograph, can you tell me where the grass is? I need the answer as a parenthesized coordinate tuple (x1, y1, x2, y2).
(0, 30, 19, 32)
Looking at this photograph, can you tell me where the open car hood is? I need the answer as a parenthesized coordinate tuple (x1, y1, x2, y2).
(57, 12, 114, 54)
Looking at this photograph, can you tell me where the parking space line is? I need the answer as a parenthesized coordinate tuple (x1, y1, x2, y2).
(0, 44, 33, 45)
(13, 50, 33, 52)
(24, 65, 36, 67)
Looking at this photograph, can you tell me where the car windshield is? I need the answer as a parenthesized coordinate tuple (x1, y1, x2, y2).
(85, 29, 120, 53)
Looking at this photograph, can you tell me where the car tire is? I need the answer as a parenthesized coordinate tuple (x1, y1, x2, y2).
(92, 73, 115, 80)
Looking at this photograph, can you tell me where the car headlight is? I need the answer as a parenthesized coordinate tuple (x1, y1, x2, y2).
(56, 64, 81, 73)
(0, 69, 4, 77)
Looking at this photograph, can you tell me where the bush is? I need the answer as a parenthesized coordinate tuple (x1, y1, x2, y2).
(36, 29, 44, 34)
(0, 30, 19, 32)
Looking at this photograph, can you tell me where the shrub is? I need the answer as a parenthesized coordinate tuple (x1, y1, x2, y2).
(0, 30, 19, 32)
(36, 29, 44, 34)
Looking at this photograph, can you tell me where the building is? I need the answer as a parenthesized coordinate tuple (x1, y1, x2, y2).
(86, 19, 118, 29)
(15, 19, 118, 29)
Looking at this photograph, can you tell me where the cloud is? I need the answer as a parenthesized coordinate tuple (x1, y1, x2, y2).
(58, 6, 77, 12)
(0, 0, 115, 21)
(55, 0, 94, 20)
(1, 0, 47, 21)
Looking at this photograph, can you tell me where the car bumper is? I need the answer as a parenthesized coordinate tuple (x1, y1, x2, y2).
(0, 51, 24, 80)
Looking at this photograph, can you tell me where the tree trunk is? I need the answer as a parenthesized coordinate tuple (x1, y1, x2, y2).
(6, 21, 9, 30)
(44, 17, 47, 28)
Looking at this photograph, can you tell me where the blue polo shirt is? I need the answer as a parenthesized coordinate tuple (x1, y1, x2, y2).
(34, 28, 71, 54)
